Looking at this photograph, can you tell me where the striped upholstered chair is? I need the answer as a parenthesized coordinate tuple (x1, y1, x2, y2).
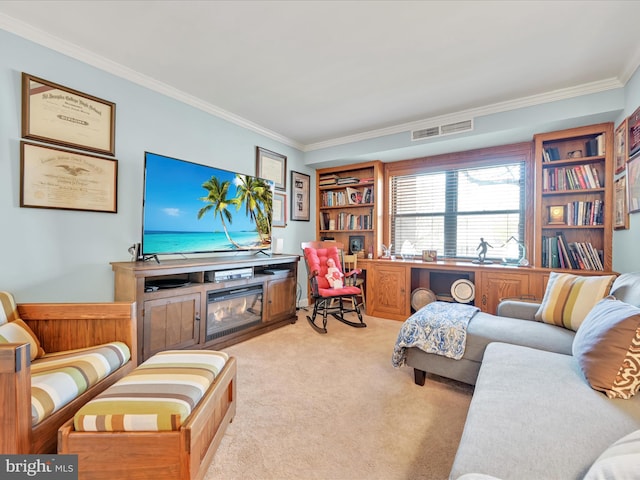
(0, 291, 136, 453)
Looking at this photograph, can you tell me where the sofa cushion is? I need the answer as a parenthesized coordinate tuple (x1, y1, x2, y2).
(450, 342, 640, 480)
(74, 349, 228, 432)
(535, 272, 615, 331)
(572, 296, 640, 399)
(30, 341, 131, 425)
(610, 272, 640, 308)
(0, 318, 45, 360)
(584, 429, 640, 480)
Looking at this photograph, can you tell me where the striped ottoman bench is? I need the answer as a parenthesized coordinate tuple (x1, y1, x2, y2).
(58, 350, 236, 480)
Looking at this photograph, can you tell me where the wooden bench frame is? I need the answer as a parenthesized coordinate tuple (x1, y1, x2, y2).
(58, 355, 237, 480)
(0, 302, 137, 454)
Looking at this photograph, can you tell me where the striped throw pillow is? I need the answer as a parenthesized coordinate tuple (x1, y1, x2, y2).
(0, 318, 45, 360)
(535, 272, 616, 331)
(584, 429, 640, 479)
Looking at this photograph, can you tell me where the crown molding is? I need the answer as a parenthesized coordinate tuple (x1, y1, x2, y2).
(1, 13, 628, 155)
(0, 14, 305, 151)
(304, 78, 623, 152)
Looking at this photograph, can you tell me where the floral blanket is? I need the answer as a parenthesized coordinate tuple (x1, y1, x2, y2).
(392, 301, 479, 367)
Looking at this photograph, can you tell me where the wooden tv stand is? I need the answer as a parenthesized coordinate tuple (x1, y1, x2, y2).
(111, 254, 299, 363)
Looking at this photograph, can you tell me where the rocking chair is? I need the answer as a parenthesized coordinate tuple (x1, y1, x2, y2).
(301, 241, 367, 334)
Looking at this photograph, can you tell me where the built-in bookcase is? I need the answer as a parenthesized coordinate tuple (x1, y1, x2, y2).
(315, 160, 383, 257)
(533, 123, 614, 272)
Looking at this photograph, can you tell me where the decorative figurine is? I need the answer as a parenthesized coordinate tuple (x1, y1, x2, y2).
(474, 237, 493, 264)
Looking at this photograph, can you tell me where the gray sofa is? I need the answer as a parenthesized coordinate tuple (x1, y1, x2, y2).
(406, 272, 640, 479)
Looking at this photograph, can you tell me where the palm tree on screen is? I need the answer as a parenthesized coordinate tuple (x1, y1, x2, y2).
(198, 176, 242, 248)
(235, 175, 272, 243)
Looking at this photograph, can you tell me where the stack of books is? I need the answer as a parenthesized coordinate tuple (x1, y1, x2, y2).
(319, 174, 339, 186)
(336, 176, 359, 185)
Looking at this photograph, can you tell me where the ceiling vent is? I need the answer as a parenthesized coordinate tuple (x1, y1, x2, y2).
(411, 118, 473, 141)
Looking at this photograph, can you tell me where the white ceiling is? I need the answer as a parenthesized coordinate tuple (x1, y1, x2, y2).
(1, 0, 640, 151)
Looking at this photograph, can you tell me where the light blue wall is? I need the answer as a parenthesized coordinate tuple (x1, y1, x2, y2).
(2, 29, 638, 304)
(612, 66, 640, 273)
(0, 30, 313, 302)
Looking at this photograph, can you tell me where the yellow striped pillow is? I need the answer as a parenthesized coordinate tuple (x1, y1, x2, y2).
(0, 318, 46, 360)
(535, 272, 616, 331)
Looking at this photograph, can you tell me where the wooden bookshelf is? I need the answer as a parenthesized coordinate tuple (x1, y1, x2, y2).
(316, 160, 383, 258)
(533, 123, 614, 272)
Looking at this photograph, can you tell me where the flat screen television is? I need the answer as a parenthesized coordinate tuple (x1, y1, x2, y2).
(141, 152, 274, 256)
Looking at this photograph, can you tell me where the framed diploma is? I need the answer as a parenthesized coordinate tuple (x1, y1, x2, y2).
(256, 146, 287, 191)
(20, 142, 118, 213)
(272, 192, 287, 228)
(22, 73, 116, 156)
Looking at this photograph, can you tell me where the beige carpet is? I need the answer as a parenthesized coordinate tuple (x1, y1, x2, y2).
(205, 310, 473, 480)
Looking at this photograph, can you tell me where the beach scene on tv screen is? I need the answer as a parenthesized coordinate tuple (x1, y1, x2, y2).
(143, 153, 273, 254)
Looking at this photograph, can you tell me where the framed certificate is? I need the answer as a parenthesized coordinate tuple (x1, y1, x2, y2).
(20, 142, 118, 213)
(256, 147, 287, 191)
(22, 73, 116, 156)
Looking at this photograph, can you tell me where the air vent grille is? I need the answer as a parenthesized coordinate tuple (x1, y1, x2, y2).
(411, 118, 473, 141)
(411, 126, 440, 140)
(441, 119, 473, 135)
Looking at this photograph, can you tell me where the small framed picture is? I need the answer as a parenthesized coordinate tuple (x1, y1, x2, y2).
(614, 175, 629, 229)
(290, 170, 310, 221)
(628, 154, 640, 213)
(548, 205, 566, 225)
(422, 250, 437, 262)
(615, 118, 628, 174)
(348, 235, 365, 255)
(272, 192, 287, 228)
(629, 107, 640, 159)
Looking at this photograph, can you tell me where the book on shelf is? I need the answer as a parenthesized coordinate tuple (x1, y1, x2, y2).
(363, 187, 373, 203)
(585, 134, 605, 157)
(346, 187, 363, 204)
(543, 147, 561, 162)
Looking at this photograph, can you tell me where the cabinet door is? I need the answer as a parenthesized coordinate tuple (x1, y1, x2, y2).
(265, 276, 296, 322)
(369, 264, 409, 320)
(478, 272, 530, 314)
(143, 293, 200, 361)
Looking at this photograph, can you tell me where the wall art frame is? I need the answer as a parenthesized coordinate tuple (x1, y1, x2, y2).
(272, 191, 287, 228)
(615, 118, 628, 174)
(290, 170, 310, 221)
(614, 175, 629, 229)
(628, 106, 640, 159)
(256, 146, 287, 191)
(20, 141, 118, 213)
(628, 154, 640, 213)
(22, 73, 116, 156)
(348, 235, 365, 255)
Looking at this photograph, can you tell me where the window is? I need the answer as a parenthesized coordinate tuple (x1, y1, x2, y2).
(390, 157, 526, 263)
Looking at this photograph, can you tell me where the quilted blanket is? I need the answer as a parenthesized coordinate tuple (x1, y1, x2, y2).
(392, 301, 479, 367)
